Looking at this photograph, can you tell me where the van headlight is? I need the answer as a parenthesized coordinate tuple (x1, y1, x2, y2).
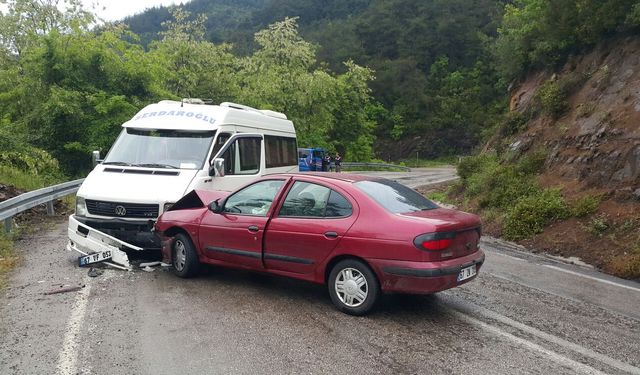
(163, 203, 175, 213)
(76, 197, 88, 217)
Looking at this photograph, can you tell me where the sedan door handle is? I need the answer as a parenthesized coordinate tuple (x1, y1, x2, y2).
(324, 231, 338, 239)
(248, 225, 259, 233)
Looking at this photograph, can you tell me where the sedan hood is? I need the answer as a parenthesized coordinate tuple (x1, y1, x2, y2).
(77, 166, 198, 204)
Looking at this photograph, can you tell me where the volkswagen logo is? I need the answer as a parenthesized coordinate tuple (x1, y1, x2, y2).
(114, 205, 127, 216)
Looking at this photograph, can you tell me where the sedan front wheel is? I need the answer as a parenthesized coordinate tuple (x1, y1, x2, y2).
(328, 259, 380, 315)
(172, 233, 200, 278)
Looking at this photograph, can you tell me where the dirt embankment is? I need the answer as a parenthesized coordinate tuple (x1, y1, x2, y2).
(504, 36, 640, 278)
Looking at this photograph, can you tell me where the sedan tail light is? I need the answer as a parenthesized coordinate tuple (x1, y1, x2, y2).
(414, 232, 457, 251)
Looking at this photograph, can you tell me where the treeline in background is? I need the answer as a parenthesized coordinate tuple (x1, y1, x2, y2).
(0, 0, 639, 186)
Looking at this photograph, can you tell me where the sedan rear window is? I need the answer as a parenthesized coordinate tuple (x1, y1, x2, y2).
(354, 179, 438, 214)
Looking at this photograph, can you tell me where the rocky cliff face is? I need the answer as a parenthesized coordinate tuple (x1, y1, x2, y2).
(505, 36, 640, 278)
(510, 37, 640, 196)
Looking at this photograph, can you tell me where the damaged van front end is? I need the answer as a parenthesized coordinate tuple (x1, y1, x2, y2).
(66, 99, 297, 269)
(67, 215, 143, 270)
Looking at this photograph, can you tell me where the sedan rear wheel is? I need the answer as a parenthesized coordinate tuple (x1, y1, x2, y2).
(172, 233, 200, 278)
(328, 259, 379, 315)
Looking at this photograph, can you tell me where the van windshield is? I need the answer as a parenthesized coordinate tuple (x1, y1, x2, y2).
(103, 128, 216, 170)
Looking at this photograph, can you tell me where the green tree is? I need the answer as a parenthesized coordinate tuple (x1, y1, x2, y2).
(494, 0, 639, 81)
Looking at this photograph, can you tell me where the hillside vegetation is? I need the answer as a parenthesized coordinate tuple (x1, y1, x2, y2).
(449, 1, 640, 279)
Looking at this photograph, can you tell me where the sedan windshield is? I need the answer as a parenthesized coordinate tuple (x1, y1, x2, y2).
(355, 179, 438, 214)
(103, 128, 215, 170)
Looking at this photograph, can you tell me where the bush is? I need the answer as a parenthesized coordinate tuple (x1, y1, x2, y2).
(503, 188, 570, 240)
(478, 167, 538, 209)
(570, 195, 601, 217)
(588, 215, 610, 237)
(535, 80, 568, 118)
(499, 111, 529, 137)
(457, 153, 498, 181)
(460, 153, 543, 209)
(516, 150, 547, 175)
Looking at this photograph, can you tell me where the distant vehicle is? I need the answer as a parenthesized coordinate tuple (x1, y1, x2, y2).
(67, 99, 298, 269)
(298, 147, 325, 171)
(154, 173, 484, 315)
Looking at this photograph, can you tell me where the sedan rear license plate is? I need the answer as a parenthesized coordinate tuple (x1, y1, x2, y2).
(78, 251, 112, 267)
(457, 265, 476, 282)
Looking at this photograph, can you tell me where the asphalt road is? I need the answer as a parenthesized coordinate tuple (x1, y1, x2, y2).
(1, 167, 639, 375)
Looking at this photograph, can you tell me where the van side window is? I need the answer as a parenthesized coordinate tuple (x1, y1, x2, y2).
(220, 137, 262, 175)
(265, 135, 297, 168)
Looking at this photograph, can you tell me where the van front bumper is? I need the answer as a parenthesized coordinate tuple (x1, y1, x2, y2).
(67, 215, 146, 270)
(74, 216, 160, 248)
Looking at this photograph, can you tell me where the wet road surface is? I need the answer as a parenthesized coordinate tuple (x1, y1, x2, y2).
(1, 168, 639, 375)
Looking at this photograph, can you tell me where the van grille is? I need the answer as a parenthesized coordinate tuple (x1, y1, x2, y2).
(86, 200, 159, 219)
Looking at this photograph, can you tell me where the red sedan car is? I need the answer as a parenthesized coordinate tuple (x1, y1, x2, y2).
(155, 173, 484, 315)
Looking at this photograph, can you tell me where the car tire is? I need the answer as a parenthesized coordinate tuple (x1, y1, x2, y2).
(328, 259, 380, 316)
(172, 233, 200, 278)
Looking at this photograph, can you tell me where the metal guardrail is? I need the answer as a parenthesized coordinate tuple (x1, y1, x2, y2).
(0, 178, 84, 233)
(341, 162, 411, 171)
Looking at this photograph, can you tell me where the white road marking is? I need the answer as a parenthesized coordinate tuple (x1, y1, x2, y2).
(488, 251, 526, 262)
(443, 295, 640, 374)
(450, 310, 608, 375)
(56, 281, 91, 375)
(544, 265, 640, 293)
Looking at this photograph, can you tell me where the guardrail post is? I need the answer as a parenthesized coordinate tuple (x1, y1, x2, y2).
(46, 201, 55, 216)
(4, 218, 12, 233)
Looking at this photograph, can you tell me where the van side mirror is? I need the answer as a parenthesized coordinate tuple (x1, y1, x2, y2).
(92, 150, 102, 167)
(210, 158, 225, 177)
(208, 199, 224, 213)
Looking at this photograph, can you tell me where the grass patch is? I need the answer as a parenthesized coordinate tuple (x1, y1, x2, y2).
(0, 165, 56, 191)
(426, 191, 448, 203)
(608, 251, 640, 279)
(570, 195, 601, 217)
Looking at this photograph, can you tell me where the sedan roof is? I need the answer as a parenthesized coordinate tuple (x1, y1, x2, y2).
(270, 172, 378, 184)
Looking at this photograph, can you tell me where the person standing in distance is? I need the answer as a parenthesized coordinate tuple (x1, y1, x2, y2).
(334, 153, 342, 173)
(322, 154, 330, 172)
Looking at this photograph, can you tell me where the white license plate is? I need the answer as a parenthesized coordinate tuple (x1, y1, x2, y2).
(78, 251, 112, 267)
(457, 265, 477, 282)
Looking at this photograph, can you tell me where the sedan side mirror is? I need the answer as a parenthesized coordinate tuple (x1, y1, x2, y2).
(208, 199, 224, 213)
(209, 158, 225, 177)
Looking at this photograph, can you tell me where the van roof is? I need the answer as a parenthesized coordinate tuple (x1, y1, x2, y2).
(122, 100, 296, 135)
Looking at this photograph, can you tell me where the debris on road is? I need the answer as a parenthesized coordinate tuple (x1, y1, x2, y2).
(139, 261, 162, 268)
(142, 266, 155, 272)
(87, 268, 104, 277)
(44, 285, 85, 295)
